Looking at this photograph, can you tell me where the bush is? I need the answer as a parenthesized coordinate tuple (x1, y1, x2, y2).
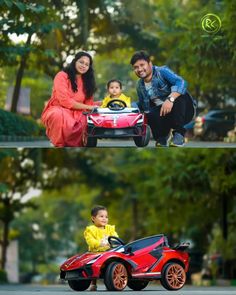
(0, 269, 8, 283)
(0, 109, 45, 137)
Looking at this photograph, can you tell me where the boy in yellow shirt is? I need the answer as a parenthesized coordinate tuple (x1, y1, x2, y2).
(84, 205, 118, 291)
(101, 79, 131, 108)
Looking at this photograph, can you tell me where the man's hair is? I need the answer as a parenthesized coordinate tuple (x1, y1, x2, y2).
(130, 50, 151, 65)
(91, 205, 107, 217)
(107, 79, 122, 89)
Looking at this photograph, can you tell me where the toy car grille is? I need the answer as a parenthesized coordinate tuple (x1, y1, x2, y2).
(92, 127, 139, 137)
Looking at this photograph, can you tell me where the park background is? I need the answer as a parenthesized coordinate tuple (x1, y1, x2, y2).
(0, 148, 236, 285)
(0, 0, 236, 142)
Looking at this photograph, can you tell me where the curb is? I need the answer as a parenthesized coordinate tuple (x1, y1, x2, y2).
(0, 135, 48, 142)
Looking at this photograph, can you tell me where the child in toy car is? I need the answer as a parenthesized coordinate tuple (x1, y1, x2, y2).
(84, 205, 118, 291)
(101, 79, 132, 108)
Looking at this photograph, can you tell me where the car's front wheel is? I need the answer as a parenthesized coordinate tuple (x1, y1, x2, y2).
(127, 279, 149, 290)
(104, 262, 128, 291)
(160, 262, 186, 290)
(68, 279, 91, 291)
(133, 125, 151, 147)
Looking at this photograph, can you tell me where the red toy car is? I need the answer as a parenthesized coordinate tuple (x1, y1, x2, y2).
(85, 99, 151, 147)
(60, 234, 190, 291)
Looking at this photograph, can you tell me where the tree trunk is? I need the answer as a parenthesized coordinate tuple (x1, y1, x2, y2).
(10, 33, 32, 113)
(77, 0, 89, 48)
(222, 193, 228, 240)
(130, 196, 138, 240)
(0, 219, 10, 270)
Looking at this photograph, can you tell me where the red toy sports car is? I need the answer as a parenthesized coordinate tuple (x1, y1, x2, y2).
(85, 99, 151, 147)
(60, 234, 190, 291)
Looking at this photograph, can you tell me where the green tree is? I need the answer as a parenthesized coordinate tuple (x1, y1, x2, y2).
(0, 0, 60, 112)
(0, 149, 40, 269)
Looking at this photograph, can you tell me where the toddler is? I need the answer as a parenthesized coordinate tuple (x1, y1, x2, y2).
(101, 79, 131, 108)
(84, 205, 118, 291)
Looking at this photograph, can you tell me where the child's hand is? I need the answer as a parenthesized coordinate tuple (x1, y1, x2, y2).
(100, 236, 109, 247)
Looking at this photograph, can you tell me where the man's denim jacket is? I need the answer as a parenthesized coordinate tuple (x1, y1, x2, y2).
(136, 65, 192, 112)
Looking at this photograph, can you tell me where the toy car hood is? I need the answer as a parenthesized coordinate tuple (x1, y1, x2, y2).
(61, 252, 101, 271)
(87, 108, 144, 128)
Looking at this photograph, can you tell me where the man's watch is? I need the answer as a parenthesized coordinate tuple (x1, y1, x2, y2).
(168, 96, 175, 103)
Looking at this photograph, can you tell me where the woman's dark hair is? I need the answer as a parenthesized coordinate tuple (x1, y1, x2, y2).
(91, 205, 107, 217)
(63, 51, 96, 98)
(130, 50, 150, 65)
(107, 79, 122, 89)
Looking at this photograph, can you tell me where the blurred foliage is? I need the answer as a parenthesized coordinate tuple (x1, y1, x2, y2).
(0, 109, 45, 136)
(0, 269, 7, 282)
(0, 0, 236, 118)
(0, 149, 41, 269)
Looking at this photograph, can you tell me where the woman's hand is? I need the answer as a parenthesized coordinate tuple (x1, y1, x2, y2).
(73, 102, 95, 110)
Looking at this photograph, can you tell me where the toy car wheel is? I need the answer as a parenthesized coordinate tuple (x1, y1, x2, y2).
(104, 262, 128, 291)
(133, 125, 151, 147)
(127, 279, 149, 290)
(160, 262, 186, 290)
(68, 279, 91, 291)
(86, 137, 97, 147)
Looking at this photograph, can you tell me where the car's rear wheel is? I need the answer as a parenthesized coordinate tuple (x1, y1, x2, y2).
(127, 279, 149, 290)
(104, 262, 128, 291)
(133, 125, 151, 147)
(68, 279, 91, 291)
(160, 262, 186, 290)
(86, 137, 97, 147)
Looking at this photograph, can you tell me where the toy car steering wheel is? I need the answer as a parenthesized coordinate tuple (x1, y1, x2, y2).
(108, 236, 125, 248)
(106, 99, 127, 110)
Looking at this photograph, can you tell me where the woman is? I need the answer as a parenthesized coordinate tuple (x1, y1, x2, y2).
(41, 51, 97, 147)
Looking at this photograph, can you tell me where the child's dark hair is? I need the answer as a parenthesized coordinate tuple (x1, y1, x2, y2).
(91, 205, 107, 217)
(107, 79, 122, 89)
(130, 50, 150, 65)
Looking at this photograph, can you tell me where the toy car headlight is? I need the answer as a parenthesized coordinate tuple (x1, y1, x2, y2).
(86, 255, 101, 265)
(136, 118, 144, 124)
(87, 117, 94, 125)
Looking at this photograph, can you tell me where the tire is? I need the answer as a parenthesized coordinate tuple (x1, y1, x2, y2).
(160, 262, 186, 291)
(68, 279, 91, 291)
(86, 137, 97, 147)
(133, 125, 151, 147)
(127, 279, 149, 290)
(104, 262, 128, 291)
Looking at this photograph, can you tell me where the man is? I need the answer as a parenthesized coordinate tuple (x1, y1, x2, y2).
(130, 51, 196, 147)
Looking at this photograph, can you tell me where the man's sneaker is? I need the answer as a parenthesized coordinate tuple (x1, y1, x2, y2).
(170, 132, 185, 147)
(155, 135, 170, 147)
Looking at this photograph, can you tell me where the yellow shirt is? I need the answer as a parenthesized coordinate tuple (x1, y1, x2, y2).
(84, 224, 118, 252)
(101, 93, 131, 108)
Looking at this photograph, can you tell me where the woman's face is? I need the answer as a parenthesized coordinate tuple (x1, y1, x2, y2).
(75, 56, 90, 75)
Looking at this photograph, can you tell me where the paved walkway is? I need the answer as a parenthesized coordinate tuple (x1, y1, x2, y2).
(0, 139, 236, 148)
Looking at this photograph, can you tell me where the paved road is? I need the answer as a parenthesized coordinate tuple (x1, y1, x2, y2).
(0, 139, 236, 148)
(0, 284, 236, 295)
